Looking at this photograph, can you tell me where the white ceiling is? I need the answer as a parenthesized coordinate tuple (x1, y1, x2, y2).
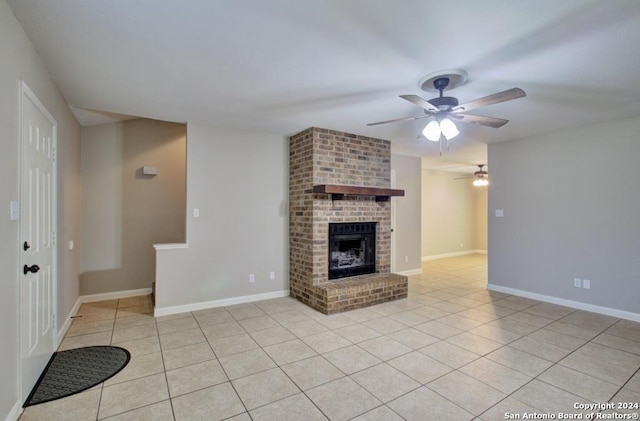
(8, 0, 640, 171)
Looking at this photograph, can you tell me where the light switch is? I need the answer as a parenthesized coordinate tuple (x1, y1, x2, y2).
(495, 209, 504, 217)
(10, 201, 19, 221)
(193, 208, 200, 218)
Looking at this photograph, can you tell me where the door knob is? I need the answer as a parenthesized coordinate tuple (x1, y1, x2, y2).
(23, 264, 40, 275)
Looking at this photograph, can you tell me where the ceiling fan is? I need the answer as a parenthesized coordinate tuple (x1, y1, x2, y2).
(367, 70, 526, 150)
(455, 164, 489, 187)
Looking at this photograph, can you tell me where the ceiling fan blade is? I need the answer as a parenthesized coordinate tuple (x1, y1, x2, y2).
(366, 115, 427, 126)
(452, 88, 526, 113)
(399, 95, 439, 113)
(452, 114, 509, 128)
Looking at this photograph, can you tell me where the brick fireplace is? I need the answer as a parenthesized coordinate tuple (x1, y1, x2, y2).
(289, 127, 408, 314)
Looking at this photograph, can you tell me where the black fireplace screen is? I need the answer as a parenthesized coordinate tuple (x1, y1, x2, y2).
(328, 222, 376, 280)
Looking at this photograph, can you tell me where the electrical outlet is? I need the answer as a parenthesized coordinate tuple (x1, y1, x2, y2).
(582, 279, 591, 290)
(269, 271, 275, 280)
(193, 208, 200, 218)
(460, 243, 464, 248)
(404, 256, 409, 263)
(249, 274, 255, 283)
(573, 278, 581, 288)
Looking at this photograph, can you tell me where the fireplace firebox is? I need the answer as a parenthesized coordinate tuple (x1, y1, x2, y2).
(328, 222, 376, 280)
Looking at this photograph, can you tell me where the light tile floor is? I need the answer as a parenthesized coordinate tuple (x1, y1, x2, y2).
(20, 254, 640, 420)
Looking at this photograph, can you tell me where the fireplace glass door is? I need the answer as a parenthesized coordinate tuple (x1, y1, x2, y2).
(328, 222, 376, 279)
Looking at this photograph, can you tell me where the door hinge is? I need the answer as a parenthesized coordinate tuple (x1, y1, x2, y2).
(52, 314, 56, 329)
(52, 148, 56, 162)
(52, 231, 56, 245)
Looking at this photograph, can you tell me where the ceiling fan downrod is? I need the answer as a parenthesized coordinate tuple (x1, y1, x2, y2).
(433, 77, 449, 97)
(428, 78, 459, 111)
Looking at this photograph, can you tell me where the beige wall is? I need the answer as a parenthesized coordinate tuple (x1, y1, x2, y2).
(157, 128, 424, 313)
(488, 116, 640, 316)
(80, 119, 186, 295)
(475, 187, 488, 251)
(421, 167, 487, 258)
(155, 124, 288, 312)
(80, 123, 123, 272)
(0, 0, 81, 416)
(391, 154, 422, 273)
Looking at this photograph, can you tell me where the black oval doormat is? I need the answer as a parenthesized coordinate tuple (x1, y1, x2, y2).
(24, 346, 130, 407)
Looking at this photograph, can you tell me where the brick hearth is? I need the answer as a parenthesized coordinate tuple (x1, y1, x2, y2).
(289, 127, 407, 314)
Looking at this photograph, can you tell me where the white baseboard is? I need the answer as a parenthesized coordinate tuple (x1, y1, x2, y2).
(396, 268, 423, 276)
(55, 297, 81, 348)
(487, 283, 640, 323)
(80, 288, 152, 304)
(422, 250, 478, 261)
(4, 400, 22, 421)
(475, 249, 488, 255)
(154, 290, 290, 317)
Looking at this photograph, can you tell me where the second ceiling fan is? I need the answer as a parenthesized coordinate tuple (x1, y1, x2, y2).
(368, 70, 526, 148)
(455, 164, 489, 187)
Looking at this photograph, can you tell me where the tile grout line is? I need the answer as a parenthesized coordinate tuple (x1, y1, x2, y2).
(91, 299, 118, 421)
(97, 296, 167, 421)
(231, 306, 326, 420)
(193, 309, 253, 419)
(401, 274, 597, 418)
(607, 366, 640, 407)
(154, 308, 177, 421)
(46, 257, 640, 421)
(464, 303, 634, 419)
(223, 303, 383, 419)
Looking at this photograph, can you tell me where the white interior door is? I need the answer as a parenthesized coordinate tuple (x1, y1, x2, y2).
(20, 81, 57, 403)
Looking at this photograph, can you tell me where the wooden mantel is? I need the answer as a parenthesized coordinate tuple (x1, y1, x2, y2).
(312, 184, 405, 202)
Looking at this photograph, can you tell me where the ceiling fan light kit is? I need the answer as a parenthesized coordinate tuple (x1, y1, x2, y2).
(472, 164, 489, 187)
(473, 177, 489, 187)
(422, 117, 459, 142)
(367, 69, 526, 154)
(422, 120, 441, 141)
(439, 117, 459, 139)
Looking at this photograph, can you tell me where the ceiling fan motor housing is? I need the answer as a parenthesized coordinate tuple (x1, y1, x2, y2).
(474, 165, 488, 177)
(427, 96, 459, 111)
(428, 77, 459, 111)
